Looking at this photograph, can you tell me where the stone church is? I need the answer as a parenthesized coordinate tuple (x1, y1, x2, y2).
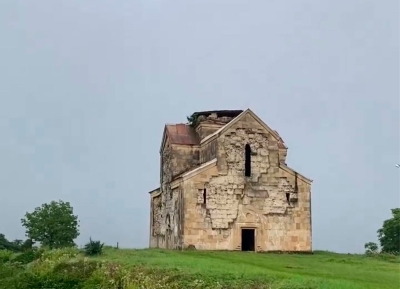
(148, 109, 312, 252)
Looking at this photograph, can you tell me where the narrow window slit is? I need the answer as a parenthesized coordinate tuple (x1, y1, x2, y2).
(245, 144, 251, 177)
(203, 188, 207, 204)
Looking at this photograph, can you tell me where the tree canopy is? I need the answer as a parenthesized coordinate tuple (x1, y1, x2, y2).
(377, 208, 400, 254)
(0, 234, 19, 252)
(21, 200, 79, 249)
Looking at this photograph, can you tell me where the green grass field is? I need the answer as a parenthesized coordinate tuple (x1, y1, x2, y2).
(92, 248, 400, 289)
(1, 247, 399, 288)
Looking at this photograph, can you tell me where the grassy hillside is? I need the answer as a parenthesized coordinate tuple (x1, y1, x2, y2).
(1, 247, 399, 289)
(95, 248, 399, 289)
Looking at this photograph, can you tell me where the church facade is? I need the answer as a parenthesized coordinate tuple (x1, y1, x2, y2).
(148, 109, 312, 252)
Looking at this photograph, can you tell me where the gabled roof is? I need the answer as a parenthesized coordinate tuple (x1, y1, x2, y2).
(160, 124, 200, 153)
(200, 109, 288, 149)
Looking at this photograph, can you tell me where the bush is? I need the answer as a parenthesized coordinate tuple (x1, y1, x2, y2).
(11, 271, 84, 289)
(0, 250, 13, 264)
(29, 247, 81, 276)
(12, 249, 42, 265)
(374, 253, 400, 263)
(53, 259, 99, 280)
(83, 262, 138, 289)
(39, 247, 80, 261)
(84, 238, 104, 256)
(1, 250, 97, 289)
(0, 262, 26, 289)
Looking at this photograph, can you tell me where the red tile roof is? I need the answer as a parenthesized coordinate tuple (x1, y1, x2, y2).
(165, 124, 200, 145)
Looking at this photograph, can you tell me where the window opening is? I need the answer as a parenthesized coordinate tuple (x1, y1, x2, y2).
(245, 144, 251, 177)
(203, 188, 207, 204)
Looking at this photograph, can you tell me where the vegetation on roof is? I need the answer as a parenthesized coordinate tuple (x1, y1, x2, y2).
(186, 113, 199, 127)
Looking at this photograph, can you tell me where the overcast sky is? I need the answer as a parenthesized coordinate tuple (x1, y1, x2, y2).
(0, 0, 398, 253)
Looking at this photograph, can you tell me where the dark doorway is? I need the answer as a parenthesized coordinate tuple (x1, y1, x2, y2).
(241, 228, 255, 251)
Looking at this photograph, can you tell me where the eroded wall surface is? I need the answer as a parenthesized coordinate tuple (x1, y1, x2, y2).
(150, 141, 198, 249)
(183, 114, 312, 252)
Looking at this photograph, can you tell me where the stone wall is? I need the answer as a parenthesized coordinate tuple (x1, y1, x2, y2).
(182, 113, 312, 252)
(150, 140, 187, 249)
(194, 113, 236, 140)
(200, 139, 217, 164)
(195, 123, 222, 140)
(151, 192, 161, 234)
(170, 145, 199, 177)
(279, 147, 287, 165)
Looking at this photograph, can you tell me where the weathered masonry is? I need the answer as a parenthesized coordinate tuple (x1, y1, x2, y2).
(148, 109, 313, 252)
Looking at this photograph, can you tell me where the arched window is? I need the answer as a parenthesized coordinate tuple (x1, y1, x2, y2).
(245, 144, 251, 177)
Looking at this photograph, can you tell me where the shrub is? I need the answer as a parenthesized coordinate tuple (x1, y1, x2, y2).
(0, 262, 26, 289)
(30, 247, 81, 275)
(12, 249, 42, 265)
(39, 247, 80, 261)
(53, 259, 99, 280)
(11, 271, 84, 289)
(0, 250, 13, 264)
(374, 253, 400, 263)
(1, 250, 96, 289)
(84, 238, 104, 256)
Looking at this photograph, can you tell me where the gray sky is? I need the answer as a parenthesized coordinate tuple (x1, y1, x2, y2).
(0, 0, 398, 253)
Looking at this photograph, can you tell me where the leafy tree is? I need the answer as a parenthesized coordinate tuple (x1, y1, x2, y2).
(11, 239, 23, 247)
(377, 208, 400, 254)
(20, 238, 34, 252)
(364, 242, 378, 255)
(21, 200, 79, 249)
(0, 234, 35, 252)
(0, 234, 21, 252)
